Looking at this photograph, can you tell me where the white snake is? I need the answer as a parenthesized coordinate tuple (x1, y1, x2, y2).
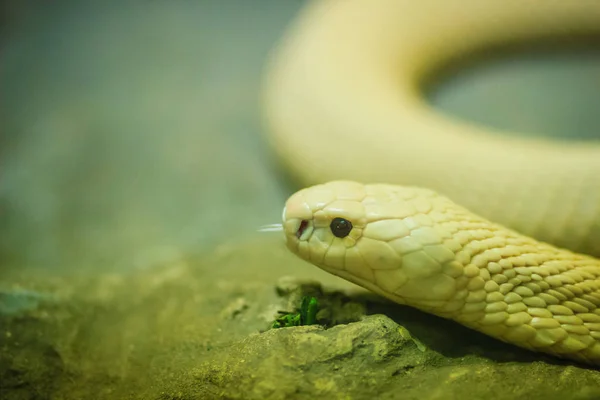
(260, 0, 600, 365)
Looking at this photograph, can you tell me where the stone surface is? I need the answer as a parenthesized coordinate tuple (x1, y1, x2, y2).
(191, 314, 430, 400)
(2, 242, 600, 399)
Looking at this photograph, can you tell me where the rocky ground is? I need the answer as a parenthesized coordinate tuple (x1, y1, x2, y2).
(2, 237, 600, 400)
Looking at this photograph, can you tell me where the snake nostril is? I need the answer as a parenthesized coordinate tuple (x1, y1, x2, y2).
(296, 220, 308, 239)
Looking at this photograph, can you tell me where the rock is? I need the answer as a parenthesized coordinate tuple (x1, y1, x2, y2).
(4, 264, 600, 400)
(219, 297, 249, 320)
(190, 315, 430, 400)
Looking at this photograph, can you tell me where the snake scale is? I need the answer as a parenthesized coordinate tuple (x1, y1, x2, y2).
(261, 0, 600, 365)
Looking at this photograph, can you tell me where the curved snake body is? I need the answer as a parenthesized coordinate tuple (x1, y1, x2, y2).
(263, 0, 600, 365)
(263, 0, 600, 256)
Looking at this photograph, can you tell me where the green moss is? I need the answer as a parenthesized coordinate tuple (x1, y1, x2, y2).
(271, 296, 319, 329)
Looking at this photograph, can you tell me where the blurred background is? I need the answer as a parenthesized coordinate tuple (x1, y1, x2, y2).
(0, 0, 303, 273)
(1, 0, 599, 274)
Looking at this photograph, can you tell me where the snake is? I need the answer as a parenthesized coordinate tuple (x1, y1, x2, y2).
(260, 0, 600, 365)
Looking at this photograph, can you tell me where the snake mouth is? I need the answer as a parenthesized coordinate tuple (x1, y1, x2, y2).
(296, 220, 309, 239)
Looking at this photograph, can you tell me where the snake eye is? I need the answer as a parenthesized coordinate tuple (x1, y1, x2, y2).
(330, 217, 353, 238)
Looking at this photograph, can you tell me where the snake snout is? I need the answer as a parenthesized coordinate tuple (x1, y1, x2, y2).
(282, 190, 317, 243)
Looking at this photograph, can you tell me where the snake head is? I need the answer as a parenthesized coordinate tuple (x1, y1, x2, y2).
(282, 180, 367, 258)
(282, 180, 461, 310)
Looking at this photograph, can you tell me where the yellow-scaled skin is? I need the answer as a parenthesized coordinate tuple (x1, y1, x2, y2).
(282, 181, 600, 365)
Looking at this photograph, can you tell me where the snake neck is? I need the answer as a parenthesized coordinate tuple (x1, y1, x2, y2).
(405, 215, 600, 359)
(427, 210, 599, 311)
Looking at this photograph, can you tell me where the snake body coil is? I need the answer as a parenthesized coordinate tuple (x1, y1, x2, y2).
(263, 0, 600, 365)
